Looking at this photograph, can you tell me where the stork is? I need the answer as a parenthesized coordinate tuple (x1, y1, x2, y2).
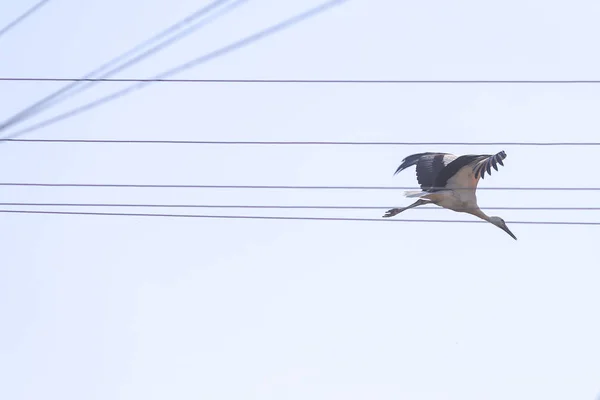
(383, 150, 517, 240)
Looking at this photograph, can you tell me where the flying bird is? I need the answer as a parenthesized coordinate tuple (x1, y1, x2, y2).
(383, 150, 517, 240)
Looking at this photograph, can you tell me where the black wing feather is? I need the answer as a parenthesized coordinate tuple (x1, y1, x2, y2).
(393, 151, 507, 190)
(393, 152, 455, 190)
(432, 155, 481, 190)
(433, 150, 507, 187)
(473, 151, 507, 180)
(393, 152, 438, 175)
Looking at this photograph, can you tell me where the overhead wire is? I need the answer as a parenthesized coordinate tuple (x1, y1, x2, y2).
(1, 3, 595, 224)
(0, 0, 245, 133)
(0, 0, 348, 140)
(3, 78, 600, 84)
(1, 209, 599, 225)
(1, 202, 600, 211)
(0, 0, 50, 40)
(1, 138, 599, 146)
(1, 183, 600, 191)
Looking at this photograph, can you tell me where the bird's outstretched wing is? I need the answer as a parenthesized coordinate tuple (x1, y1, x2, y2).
(394, 152, 457, 190)
(433, 151, 507, 190)
(472, 151, 507, 180)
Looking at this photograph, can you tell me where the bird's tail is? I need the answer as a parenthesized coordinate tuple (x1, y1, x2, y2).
(404, 190, 428, 198)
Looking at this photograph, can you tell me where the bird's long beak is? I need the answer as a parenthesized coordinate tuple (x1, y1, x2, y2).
(500, 224, 517, 240)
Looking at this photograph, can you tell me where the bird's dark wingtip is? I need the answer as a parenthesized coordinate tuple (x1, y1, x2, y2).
(392, 153, 426, 176)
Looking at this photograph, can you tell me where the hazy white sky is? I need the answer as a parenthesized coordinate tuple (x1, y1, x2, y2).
(1, 1, 600, 399)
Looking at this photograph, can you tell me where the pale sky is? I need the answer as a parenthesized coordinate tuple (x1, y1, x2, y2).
(1, 1, 600, 399)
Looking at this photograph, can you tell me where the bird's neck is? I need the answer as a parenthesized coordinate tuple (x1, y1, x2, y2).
(469, 207, 491, 222)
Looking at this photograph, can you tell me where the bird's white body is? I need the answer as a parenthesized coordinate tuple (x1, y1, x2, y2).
(384, 150, 517, 240)
(404, 168, 479, 212)
(427, 190, 476, 212)
(431, 170, 479, 212)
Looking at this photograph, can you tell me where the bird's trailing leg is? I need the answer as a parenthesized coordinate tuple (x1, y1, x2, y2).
(382, 199, 430, 218)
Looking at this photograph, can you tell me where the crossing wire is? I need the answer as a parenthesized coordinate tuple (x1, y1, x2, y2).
(1, 209, 599, 225)
(1, 138, 599, 146)
(0, 0, 50, 40)
(0, 0, 244, 133)
(1, 183, 600, 191)
(1, 0, 347, 140)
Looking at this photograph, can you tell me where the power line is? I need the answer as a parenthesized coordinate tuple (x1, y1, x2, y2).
(0, 0, 50, 40)
(1, 209, 599, 225)
(1, 183, 600, 191)
(2, 202, 600, 211)
(3, 78, 600, 84)
(1, 0, 347, 140)
(2, 138, 600, 146)
(0, 0, 244, 132)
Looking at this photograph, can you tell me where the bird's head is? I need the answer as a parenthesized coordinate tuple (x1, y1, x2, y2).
(489, 216, 517, 240)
